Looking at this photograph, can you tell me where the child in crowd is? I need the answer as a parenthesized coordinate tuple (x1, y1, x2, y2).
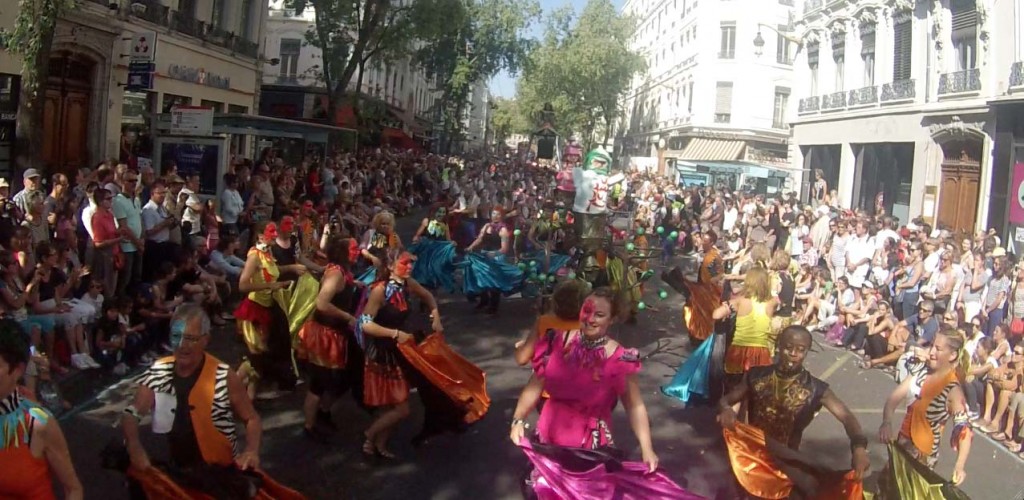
(93, 300, 142, 375)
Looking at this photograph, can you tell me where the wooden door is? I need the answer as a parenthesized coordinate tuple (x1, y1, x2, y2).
(41, 88, 90, 175)
(937, 164, 980, 237)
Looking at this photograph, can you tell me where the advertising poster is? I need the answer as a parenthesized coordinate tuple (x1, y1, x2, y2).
(1010, 162, 1024, 225)
(159, 142, 220, 195)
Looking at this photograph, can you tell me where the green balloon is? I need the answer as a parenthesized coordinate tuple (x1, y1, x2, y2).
(568, 272, 577, 279)
(626, 243, 635, 252)
(669, 231, 679, 240)
(538, 273, 548, 281)
(530, 260, 539, 267)
(513, 229, 522, 236)
(637, 301, 647, 311)
(656, 226, 665, 234)
(636, 227, 645, 236)
(518, 263, 527, 270)
(659, 290, 668, 299)
(548, 275, 556, 282)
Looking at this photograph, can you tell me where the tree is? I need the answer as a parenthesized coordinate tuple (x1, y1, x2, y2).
(489, 97, 529, 144)
(289, 0, 426, 122)
(414, 0, 539, 152)
(0, 0, 79, 171)
(515, 0, 645, 148)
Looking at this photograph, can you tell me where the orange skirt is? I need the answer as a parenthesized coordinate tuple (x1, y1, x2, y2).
(296, 320, 347, 370)
(683, 280, 722, 341)
(363, 360, 409, 407)
(127, 466, 306, 500)
(724, 345, 772, 375)
(397, 333, 490, 424)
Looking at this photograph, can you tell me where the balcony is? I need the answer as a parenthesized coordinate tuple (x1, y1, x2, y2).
(938, 68, 981, 96)
(804, 0, 822, 11)
(798, 96, 820, 114)
(820, 91, 846, 110)
(881, 79, 915, 103)
(719, 51, 735, 59)
(847, 85, 878, 106)
(778, 0, 794, 5)
(128, 1, 259, 59)
(1009, 62, 1023, 89)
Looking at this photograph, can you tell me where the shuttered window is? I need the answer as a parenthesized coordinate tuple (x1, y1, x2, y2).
(861, 26, 876, 86)
(807, 42, 819, 66)
(951, 0, 977, 69)
(893, 16, 912, 81)
(715, 82, 733, 123)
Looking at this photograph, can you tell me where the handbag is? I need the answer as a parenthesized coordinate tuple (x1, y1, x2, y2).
(1010, 317, 1024, 337)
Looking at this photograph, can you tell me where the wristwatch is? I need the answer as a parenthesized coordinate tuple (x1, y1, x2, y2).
(511, 418, 530, 429)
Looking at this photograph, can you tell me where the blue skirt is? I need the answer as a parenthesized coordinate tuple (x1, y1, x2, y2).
(661, 333, 717, 404)
(357, 267, 377, 285)
(408, 239, 457, 292)
(520, 250, 571, 275)
(458, 252, 524, 296)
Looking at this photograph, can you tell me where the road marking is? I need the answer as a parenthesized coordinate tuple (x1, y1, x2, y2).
(819, 352, 852, 381)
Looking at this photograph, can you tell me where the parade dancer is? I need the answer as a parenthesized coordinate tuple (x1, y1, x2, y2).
(409, 205, 457, 292)
(465, 206, 518, 315)
(877, 326, 973, 494)
(0, 322, 82, 499)
(571, 148, 625, 278)
(236, 221, 307, 396)
(509, 288, 695, 499)
(717, 326, 869, 499)
(356, 252, 444, 459)
(358, 212, 403, 284)
(684, 232, 725, 347)
(297, 236, 362, 438)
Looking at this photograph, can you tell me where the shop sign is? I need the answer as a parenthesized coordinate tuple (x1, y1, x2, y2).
(127, 62, 155, 91)
(1010, 161, 1024, 225)
(0, 74, 18, 122)
(130, 31, 157, 63)
(170, 106, 214, 136)
(167, 64, 231, 90)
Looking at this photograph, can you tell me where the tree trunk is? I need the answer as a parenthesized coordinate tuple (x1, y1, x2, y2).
(14, 17, 57, 176)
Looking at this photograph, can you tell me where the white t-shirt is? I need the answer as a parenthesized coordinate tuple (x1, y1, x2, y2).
(81, 203, 97, 240)
(180, 188, 202, 234)
(845, 235, 875, 287)
(722, 207, 739, 233)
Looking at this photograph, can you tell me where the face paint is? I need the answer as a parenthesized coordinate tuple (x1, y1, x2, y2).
(170, 320, 187, 349)
(579, 297, 597, 324)
(435, 208, 447, 220)
(347, 239, 360, 262)
(394, 253, 414, 279)
(280, 216, 295, 234)
(262, 222, 279, 242)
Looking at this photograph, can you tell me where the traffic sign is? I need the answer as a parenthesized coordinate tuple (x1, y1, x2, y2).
(170, 106, 214, 136)
(130, 31, 157, 63)
(126, 61, 155, 91)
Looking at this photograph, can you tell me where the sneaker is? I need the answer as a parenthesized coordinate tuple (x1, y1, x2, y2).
(82, 354, 102, 369)
(113, 363, 128, 376)
(70, 354, 88, 370)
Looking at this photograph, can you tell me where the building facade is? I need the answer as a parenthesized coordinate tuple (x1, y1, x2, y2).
(616, 0, 798, 190)
(261, 0, 443, 147)
(0, 0, 267, 178)
(464, 81, 490, 151)
(791, 0, 1023, 240)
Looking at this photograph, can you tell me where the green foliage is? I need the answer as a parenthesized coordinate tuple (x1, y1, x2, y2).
(515, 0, 645, 147)
(0, 0, 79, 100)
(414, 0, 539, 139)
(490, 97, 529, 142)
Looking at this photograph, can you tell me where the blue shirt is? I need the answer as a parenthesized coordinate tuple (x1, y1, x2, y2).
(112, 193, 143, 252)
(904, 314, 939, 346)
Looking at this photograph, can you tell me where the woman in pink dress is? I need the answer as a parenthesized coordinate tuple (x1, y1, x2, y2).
(510, 288, 695, 499)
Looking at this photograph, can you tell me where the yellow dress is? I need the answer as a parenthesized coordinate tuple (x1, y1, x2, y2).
(237, 247, 281, 353)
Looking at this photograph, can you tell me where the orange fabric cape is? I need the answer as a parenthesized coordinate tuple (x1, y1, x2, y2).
(722, 422, 863, 500)
(397, 332, 491, 424)
(127, 466, 306, 500)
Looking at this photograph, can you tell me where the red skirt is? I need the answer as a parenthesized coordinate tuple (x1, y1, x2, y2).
(363, 360, 409, 407)
(235, 298, 273, 328)
(724, 345, 772, 375)
(297, 320, 347, 370)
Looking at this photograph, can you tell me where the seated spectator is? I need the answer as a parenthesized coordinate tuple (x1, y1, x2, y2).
(965, 337, 998, 419)
(32, 242, 96, 370)
(209, 235, 245, 280)
(93, 300, 142, 375)
(864, 300, 939, 381)
(0, 251, 57, 372)
(998, 345, 1024, 455)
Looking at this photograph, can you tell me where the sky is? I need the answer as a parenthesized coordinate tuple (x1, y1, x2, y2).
(488, 0, 625, 99)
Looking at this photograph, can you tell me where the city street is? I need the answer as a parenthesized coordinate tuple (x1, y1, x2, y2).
(57, 214, 1024, 500)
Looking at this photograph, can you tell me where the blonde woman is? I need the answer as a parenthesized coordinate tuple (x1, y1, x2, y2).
(713, 266, 775, 388)
(768, 249, 795, 354)
(361, 211, 403, 273)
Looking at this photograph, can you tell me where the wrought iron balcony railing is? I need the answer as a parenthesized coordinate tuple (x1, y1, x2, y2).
(848, 85, 878, 106)
(798, 96, 820, 113)
(1009, 62, 1023, 89)
(938, 68, 981, 95)
(881, 79, 915, 102)
(820, 91, 846, 110)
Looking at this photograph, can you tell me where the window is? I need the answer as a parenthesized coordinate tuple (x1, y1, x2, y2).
(893, 13, 913, 81)
(808, 42, 819, 95)
(719, 22, 736, 59)
(688, 81, 694, 113)
(715, 82, 733, 123)
(200, 100, 223, 113)
(279, 38, 301, 82)
(861, 24, 876, 86)
(832, 34, 845, 91)
(951, 0, 978, 70)
(773, 87, 790, 129)
(776, 24, 793, 64)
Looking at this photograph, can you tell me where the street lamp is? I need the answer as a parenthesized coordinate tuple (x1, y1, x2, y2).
(752, 23, 802, 58)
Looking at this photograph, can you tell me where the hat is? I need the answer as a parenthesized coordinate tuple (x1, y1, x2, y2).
(863, 281, 875, 289)
(816, 205, 829, 216)
(0, 178, 9, 189)
(22, 168, 40, 180)
(167, 174, 185, 184)
(993, 247, 1007, 257)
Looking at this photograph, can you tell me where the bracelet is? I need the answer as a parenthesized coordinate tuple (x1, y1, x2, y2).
(511, 418, 529, 429)
(850, 434, 869, 451)
(393, 329, 399, 340)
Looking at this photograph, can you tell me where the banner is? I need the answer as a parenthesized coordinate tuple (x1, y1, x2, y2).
(1010, 162, 1024, 225)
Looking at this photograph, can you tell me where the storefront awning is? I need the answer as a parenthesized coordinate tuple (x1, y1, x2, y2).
(381, 127, 421, 150)
(679, 138, 745, 161)
(155, 113, 357, 144)
(692, 160, 794, 177)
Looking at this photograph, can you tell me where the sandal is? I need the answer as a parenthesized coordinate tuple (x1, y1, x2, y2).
(857, 355, 872, 370)
(993, 432, 1010, 442)
(374, 445, 397, 460)
(1005, 441, 1022, 453)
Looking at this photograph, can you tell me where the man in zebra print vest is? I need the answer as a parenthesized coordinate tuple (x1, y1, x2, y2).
(122, 304, 262, 472)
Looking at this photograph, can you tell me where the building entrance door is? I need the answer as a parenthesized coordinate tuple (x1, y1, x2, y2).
(42, 53, 94, 176)
(937, 140, 983, 237)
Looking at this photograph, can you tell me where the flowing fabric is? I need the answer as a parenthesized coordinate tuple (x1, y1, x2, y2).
(459, 252, 524, 296)
(282, 274, 320, 337)
(661, 334, 716, 404)
(396, 332, 490, 425)
(722, 422, 863, 500)
(408, 239, 458, 292)
(357, 267, 377, 285)
(521, 250, 572, 275)
(683, 280, 722, 342)
(868, 443, 969, 500)
(519, 439, 701, 500)
(126, 466, 306, 500)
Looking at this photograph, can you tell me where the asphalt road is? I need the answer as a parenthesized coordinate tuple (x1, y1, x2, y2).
(57, 213, 1024, 499)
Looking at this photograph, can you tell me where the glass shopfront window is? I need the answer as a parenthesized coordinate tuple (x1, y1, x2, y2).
(852, 143, 914, 221)
(801, 144, 841, 204)
(120, 91, 155, 170)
